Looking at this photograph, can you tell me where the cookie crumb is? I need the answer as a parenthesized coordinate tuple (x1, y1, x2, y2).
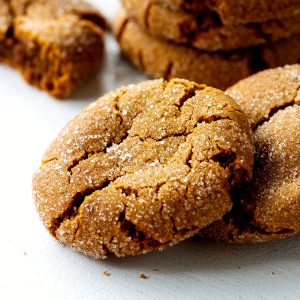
(139, 273, 148, 280)
(103, 271, 111, 277)
(23, 252, 27, 256)
(272, 271, 276, 275)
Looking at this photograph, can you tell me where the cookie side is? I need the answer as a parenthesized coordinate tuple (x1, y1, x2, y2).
(157, 0, 300, 25)
(202, 65, 300, 243)
(114, 11, 300, 90)
(122, 0, 300, 51)
(33, 79, 254, 258)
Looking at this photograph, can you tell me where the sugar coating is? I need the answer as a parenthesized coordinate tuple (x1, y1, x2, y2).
(122, 0, 300, 51)
(202, 64, 300, 243)
(32, 78, 254, 258)
(0, 0, 105, 98)
(155, 0, 300, 25)
(114, 9, 300, 91)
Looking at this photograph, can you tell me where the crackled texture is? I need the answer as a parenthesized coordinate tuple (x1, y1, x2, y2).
(33, 79, 254, 258)
(0, 0, 105, 98)
(157, 0, 300, 25)
(202, 64, 300, 243)
(114, 10, 300, 90)
(122, 0, 300, 51)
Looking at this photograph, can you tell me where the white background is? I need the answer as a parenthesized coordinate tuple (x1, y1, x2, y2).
(0, 1, 299, 299)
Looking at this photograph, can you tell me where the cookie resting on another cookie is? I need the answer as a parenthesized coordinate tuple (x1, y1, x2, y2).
(32, 79, 254, 258)
(156, 0, 300, 25)
(0, 0, 105, 98)
(114, 9, 300, 90)
(202, 64, 300, 243)
(122, 0, 300, 51)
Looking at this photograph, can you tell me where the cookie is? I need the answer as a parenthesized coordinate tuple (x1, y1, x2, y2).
(202, 64, 300, 243)
(156, 0, 300, 26)
(32, 78, 254, 258)
(122, 0, 300, 51)
(114, 11, 300, 90)
(0, 0, 105, 98)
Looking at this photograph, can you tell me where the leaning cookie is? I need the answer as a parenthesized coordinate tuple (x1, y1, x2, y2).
(33, 79, 254, 258)
(122, 0, 300, 51)
(114, 10, 300, 90)
(0, 0, 105, 98)
(202, 64, 300, 243)
(155, 0, 300, 25)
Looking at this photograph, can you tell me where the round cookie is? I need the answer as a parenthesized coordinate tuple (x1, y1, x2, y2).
(155, 0, 300, 26)
(202, 64, 300, 243)
(33, 78, 254, 258)
(114, 10, 300, 90)
(122, 0, 300, 51)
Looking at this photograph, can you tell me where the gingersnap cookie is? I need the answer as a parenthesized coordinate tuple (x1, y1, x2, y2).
(122, 0, 300, 51)
(114, 10, 300, 90)
(156, 0, 300, 26)
(32, 78, 254, 258)
(202, 64, 300, 243)
(0, 0, 105, 98)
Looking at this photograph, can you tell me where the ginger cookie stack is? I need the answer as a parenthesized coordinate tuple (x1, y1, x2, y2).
(115, 0, 300, 89)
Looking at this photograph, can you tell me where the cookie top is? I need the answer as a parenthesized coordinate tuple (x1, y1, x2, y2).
(157, 0, 300, 25)
(202, 65, 300, 243)
(115, 10, 300, 90)
(33, 79, 254, 258)
(122, 0, 300, 51)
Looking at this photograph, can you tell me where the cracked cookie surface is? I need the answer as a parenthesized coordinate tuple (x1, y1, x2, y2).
(156, 0, 300, 25)
(32, 78, 254, 258)
(0, 0, 105, 98)
(202, 64, 300, 243)
(122, 0, 300, 51)
(114, 10, 300, 90)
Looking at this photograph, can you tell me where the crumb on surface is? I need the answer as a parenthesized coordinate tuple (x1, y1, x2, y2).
(139, 273, 148, 280)
(103, 271, 111, 277)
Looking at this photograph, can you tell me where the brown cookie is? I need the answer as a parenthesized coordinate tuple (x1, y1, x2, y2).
(114, 10, 300, 90)
(202, 64, 300, 243)
(122, 0, 300, 51)
(32, 78, 254, 258)
(0, 0, 105, 98)
(156, 0, 300, 26)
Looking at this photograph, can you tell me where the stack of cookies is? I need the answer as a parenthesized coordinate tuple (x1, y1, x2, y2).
(115, 0, 300, 89)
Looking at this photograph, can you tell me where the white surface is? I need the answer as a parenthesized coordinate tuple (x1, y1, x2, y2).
(0, 1, 299, 299)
